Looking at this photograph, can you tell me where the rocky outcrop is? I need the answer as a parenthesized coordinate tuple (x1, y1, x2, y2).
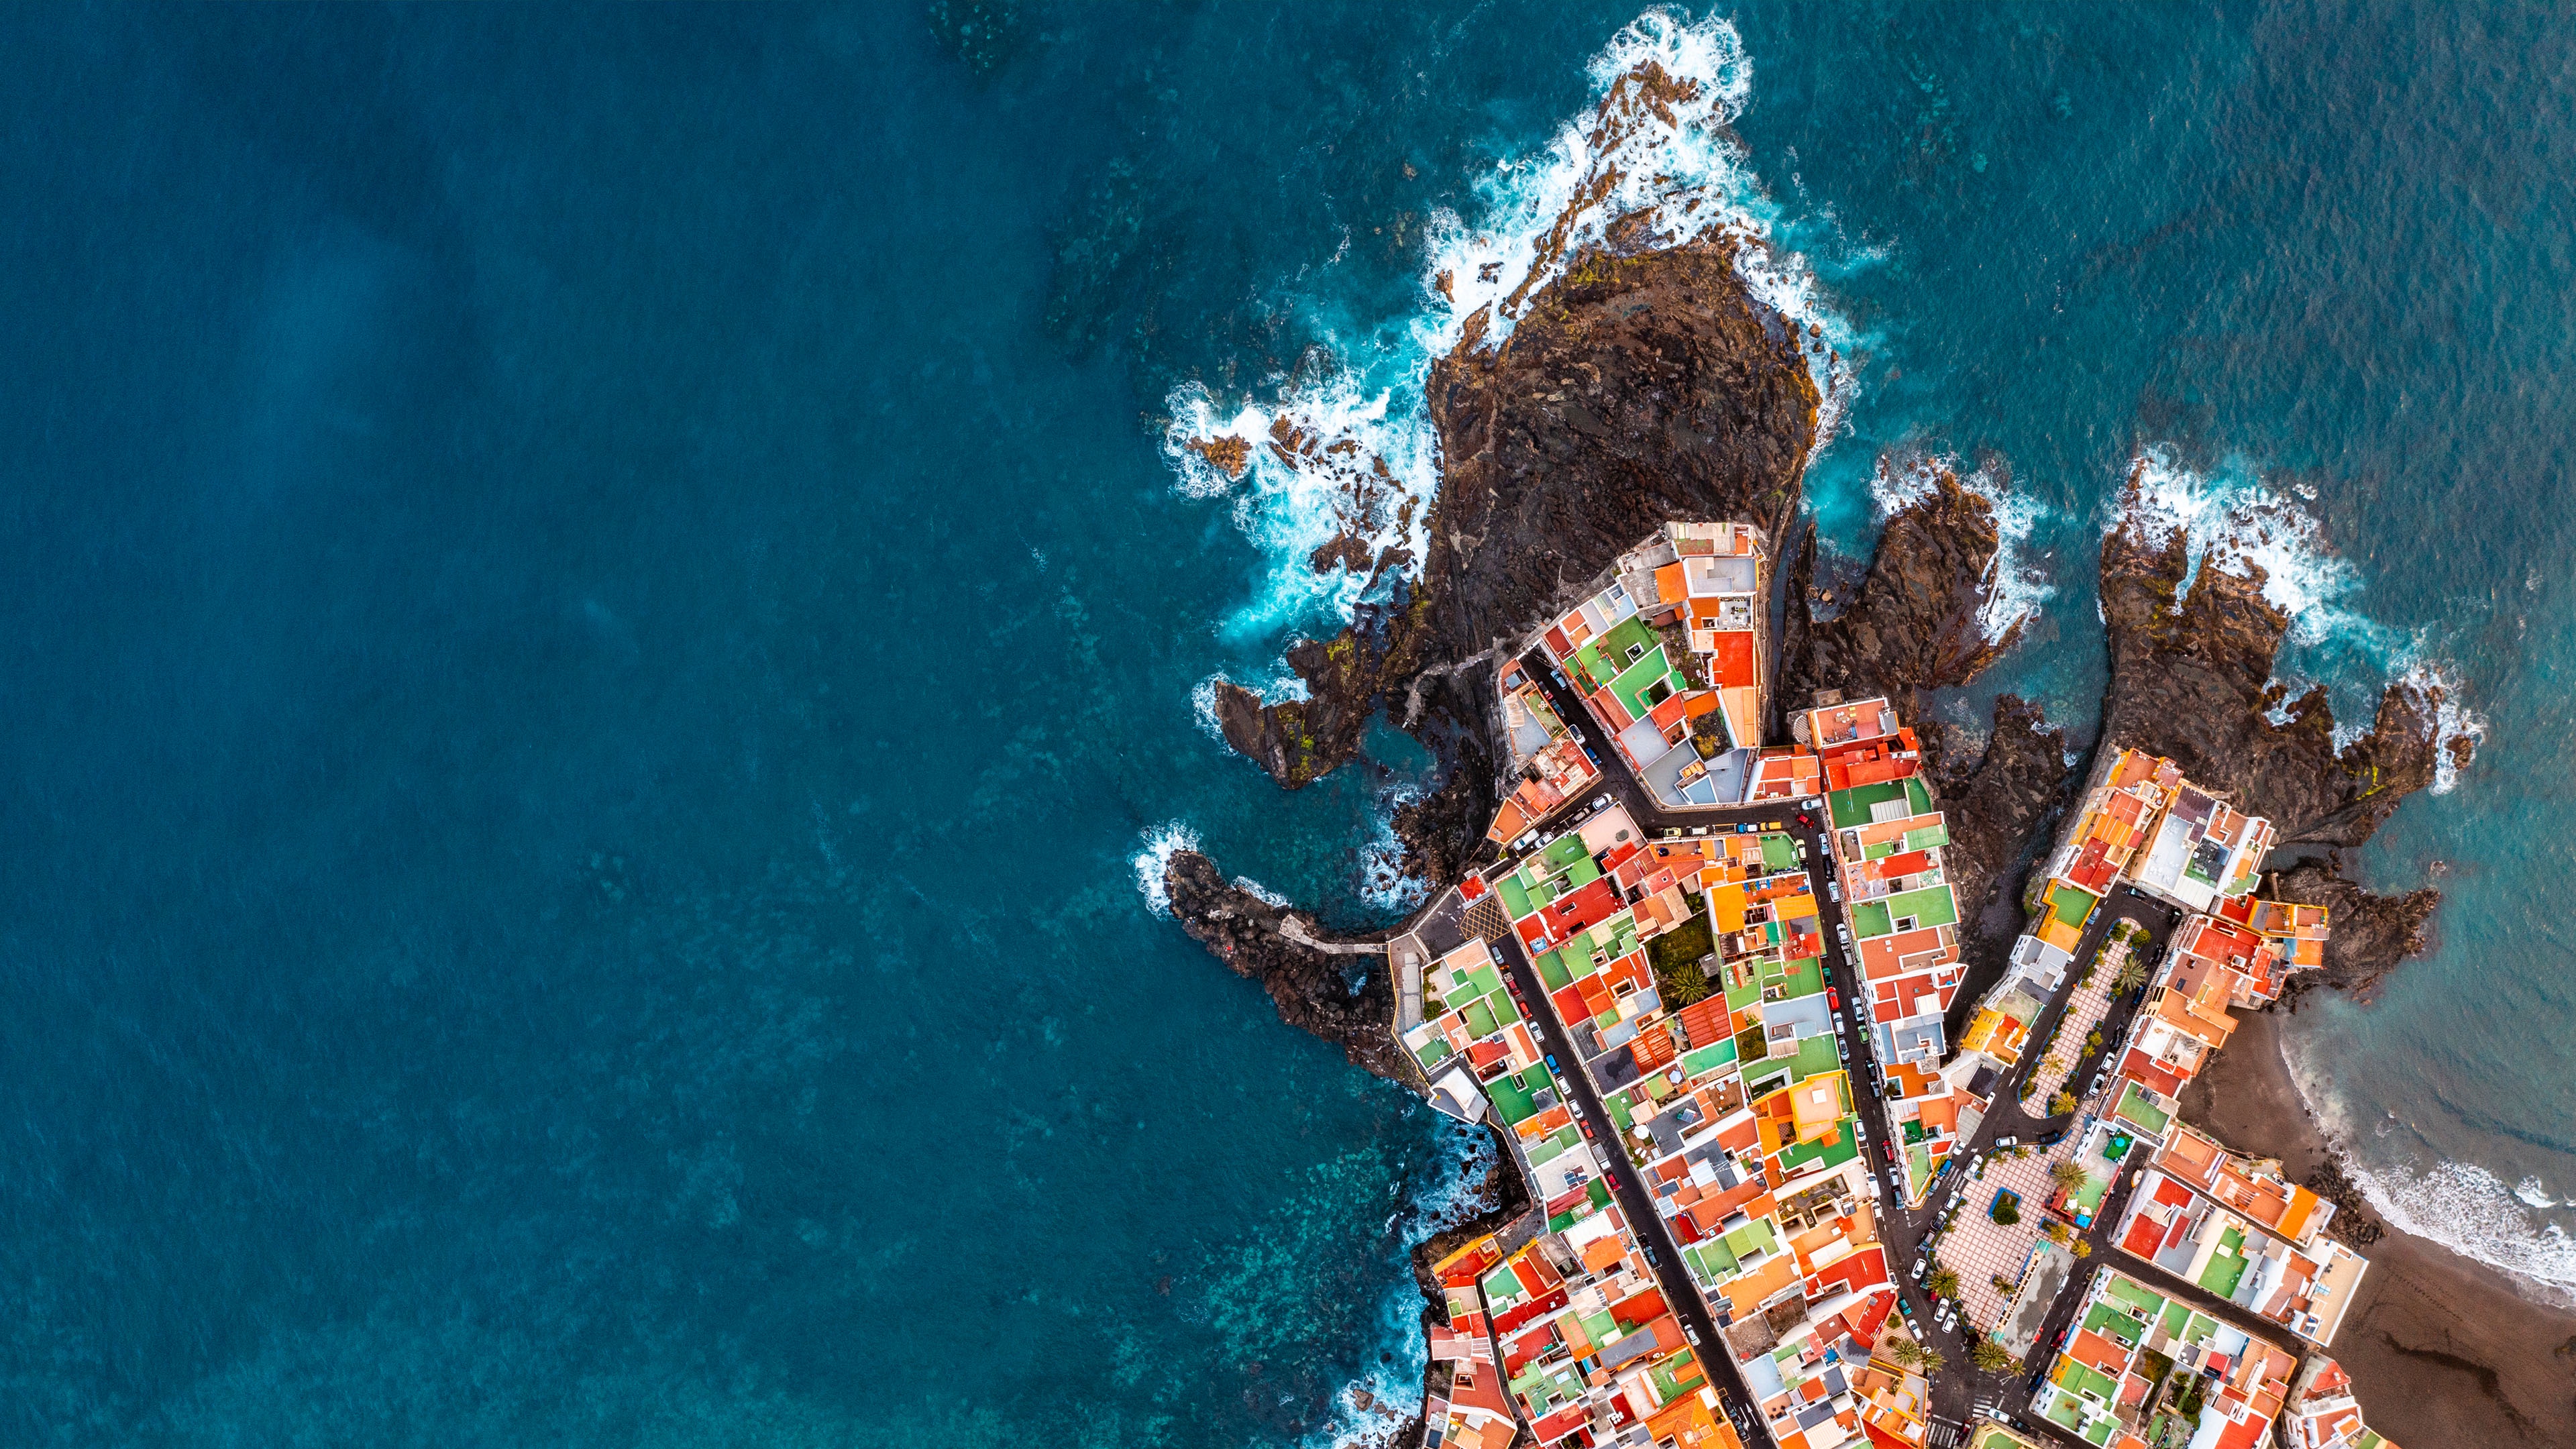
(1161, 849, 1413, 1084)
(1215, 236, 1822, 794)
(1769, 466, 2079, 987)
(1775, 464, 2025, 733)
(2267, 856, 2442, 1005)
(2097, 471, 2465, 847)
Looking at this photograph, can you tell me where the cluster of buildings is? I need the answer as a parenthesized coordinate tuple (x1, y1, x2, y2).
(2113, 1124, 2369, 1346)
(1528, 523, 1771, 808)
(2030, 1267, 2298, 1449)
(1800, 696, 1974, 1207)
(1462, 802, 1919, 1449)
(1396, 521, 2402, 1449)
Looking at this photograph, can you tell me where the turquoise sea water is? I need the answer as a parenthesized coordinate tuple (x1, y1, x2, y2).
(1, 5, 2570, 1444)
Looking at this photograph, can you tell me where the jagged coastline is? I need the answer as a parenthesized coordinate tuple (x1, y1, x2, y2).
(1163, 225, 2484, 1449)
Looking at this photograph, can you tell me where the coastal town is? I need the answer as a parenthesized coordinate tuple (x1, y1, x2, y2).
(1391, 524, 2402, 1449)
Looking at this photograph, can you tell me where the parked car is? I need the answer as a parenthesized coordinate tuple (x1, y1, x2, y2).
(1910, 1258, 1927, 1280)
(1882, 1138, 1898, 1165)
(1996, 1135, 2019, 1148)
(1683, 1326, 1701, 1346)
(2035, 1127, 2066, 1148)
(1835, 1036, 1849, 1063)
(1546, 1054, 1562, 1075)
(1826, 987, 1840, 1011)
(1827, 880, 1842, 902)
(1796, 812, 1813, 826)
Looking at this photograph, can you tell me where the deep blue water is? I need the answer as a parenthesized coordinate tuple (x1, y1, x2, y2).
(3, 3, 2571, 1442)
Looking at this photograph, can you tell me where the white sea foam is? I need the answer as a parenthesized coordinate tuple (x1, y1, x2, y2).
(1131, 821, 1201, 918)
(1166, 7, 1858, 641)
(2121, 446, 2372, 634)
(2121, 446, 2484, 784)
(2282, 1028, 2576, 1311)
(1233, 875, 1291, 909)
(1871, 454, 2053, 645)
(2356, 1157, 2576, 1311)
(1190, 669, 1311, 742)
(1304, 1118, 1501, 1449)
(1966, 467, 2051, 645)
(2398, 656, 2487, 794)
(1359, 781, 1431, 916)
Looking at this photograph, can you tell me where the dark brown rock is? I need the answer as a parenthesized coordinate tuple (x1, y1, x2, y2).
(2098, 464, 2454, 847)
(2267, 855, 2441, 1006)
(1217, 235, 1822, 793)
(1160, 849, 1412, 1084)
(1931, 695, 2082, 979)
(1776, 462, 2026, 730)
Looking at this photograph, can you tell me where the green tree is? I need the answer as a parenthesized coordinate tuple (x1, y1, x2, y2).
(1925, 1263, 1961, 1301)
(1970, 1340, 2018, 1374)
(1657, 953, 1711, 1008)
(1992, 1196, 2021, 1226)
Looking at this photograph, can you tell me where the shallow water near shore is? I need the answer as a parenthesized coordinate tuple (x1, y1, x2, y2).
(3, 3, 2574, 1444)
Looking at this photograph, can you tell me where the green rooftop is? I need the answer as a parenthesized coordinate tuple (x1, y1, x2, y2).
(1884, 884, 1959, 930)
(2114, 1080, 2173, 1137)
(1848, 900, 1894, 938)
(2047, 881, 2100, 929)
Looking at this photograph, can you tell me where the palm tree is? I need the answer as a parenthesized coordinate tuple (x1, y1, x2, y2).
(1970, 1340, 2018, 1374)
(2050, 1159, 2089, 1192)
(1914, 1346, 1947, 1377)
(1925, 1263, 1961, 1301)
(1880, 1338, 1925, 1369)
(2114, 954, 2151, 994)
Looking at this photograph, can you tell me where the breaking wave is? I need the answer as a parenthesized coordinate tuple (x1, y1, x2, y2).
(1874, 455, 2053, 647)
(1165, 7, 1859, 644)
(2121, 446, 2374, 633)
(2121, 446, 2480, 780)
(2357, 1157, 2576, 1311)
(1131, 820, 1201, 917)
(2398, 657, 2487, 794)
(1191, 668, 1308, 742)
(1358, 781, 1432, 918)
(2284, 1034, 2576, 1311)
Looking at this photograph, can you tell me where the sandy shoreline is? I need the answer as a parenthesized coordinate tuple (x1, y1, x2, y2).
(2177, 1008, 2576, 1445)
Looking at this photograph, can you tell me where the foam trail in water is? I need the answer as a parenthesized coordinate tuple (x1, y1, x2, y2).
(1131, 821, 1201, 917)
(1303, 1117, 1501, 1449)
(1358, 782, 1432, 918)
(1166, 8, 1861, 656)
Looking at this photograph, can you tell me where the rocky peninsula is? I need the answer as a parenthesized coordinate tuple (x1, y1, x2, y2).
(1163, 213, 2549, 1443)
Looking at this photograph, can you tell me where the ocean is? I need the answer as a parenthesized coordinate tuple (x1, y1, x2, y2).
(0, 3, 2567, 1445)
